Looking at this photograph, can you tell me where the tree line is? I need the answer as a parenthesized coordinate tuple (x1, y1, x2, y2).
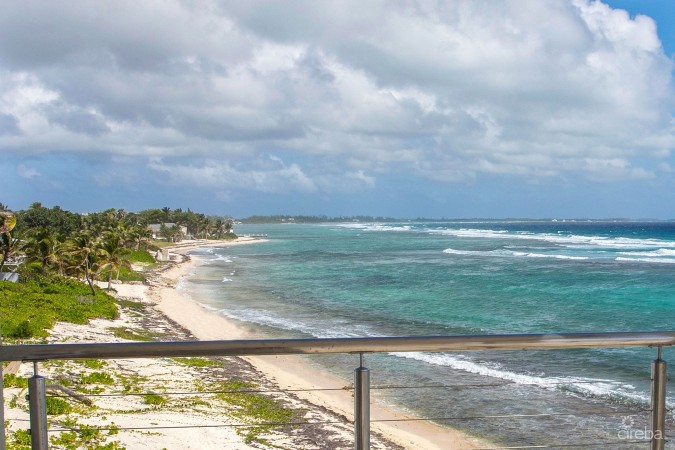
(0, 203, 236, 295)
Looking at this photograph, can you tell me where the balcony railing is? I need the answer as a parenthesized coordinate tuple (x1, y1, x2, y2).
(2, 331, 674, 450)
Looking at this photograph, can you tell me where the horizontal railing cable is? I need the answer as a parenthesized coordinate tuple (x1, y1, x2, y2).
(467, 442, 649, 449)
(47, 419, 347, 432)
(370, 409, 649, 423)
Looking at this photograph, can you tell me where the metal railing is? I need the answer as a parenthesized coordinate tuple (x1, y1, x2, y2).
(1, 331, 674, 450)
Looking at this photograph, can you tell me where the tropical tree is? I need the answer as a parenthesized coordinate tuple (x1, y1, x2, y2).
(126, 224, 152, 250)
(98, 231, 131, 289)
(224, 218, 234, 234)
(24, 227, 63, 274)
(65, 231, 101, 296)
(0, 210, 17, 272)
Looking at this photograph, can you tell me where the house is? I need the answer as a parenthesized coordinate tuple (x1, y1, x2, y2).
(147, 223, 189, 242)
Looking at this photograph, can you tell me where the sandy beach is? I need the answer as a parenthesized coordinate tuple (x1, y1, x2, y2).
(3, 237, 489, 449)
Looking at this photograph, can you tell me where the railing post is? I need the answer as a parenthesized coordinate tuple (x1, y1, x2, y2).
(650, 347, 667, 450)
(28, 362, 48, 450)
(354, 353, 370, 450)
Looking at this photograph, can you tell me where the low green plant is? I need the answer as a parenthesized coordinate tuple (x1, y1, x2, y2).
(3, 373, 28, 388)
(46, 397, 74, 415)
(7, 428, 31, 450)
(107, 326, 155, 342)
(172, 357, 220, 368)
(80, 371, 115, 385)
(143, 393, 167, 406)
(79, 359, 108, 370)
(116, 299, 145, 311)
(126, 250, 156, 264)
(0, 275, 118, 339)
(109, 266, 145, 282)
(215, 380, 297, 444)
(50, 418, 124, 450)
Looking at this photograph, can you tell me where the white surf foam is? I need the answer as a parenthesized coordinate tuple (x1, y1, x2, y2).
(391, 352, 649, 403)
(615, 257, 675, 264)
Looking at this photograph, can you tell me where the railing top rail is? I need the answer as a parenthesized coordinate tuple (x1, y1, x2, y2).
(1, 331, 674, 362)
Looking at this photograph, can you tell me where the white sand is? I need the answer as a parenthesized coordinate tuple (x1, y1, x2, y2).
(153, 239, 488, 449)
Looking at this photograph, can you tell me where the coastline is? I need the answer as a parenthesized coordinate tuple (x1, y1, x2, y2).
(153, 238, 489, 449)
(3, 237, 489, 449)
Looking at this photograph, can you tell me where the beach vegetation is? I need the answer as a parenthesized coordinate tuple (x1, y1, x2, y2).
(80, 371, 115, 385)
(172, 357, 221, 368)
(46, 397, 74, 415)
(0, 274, 118, 339)
(6, 428, 31, 450)
(2, 373, 28, 388)
(116, 298, 145, 311)
(77, 359, 108, 370)
(215, 380, 298, 444)
(0, 209, 17, 272)
(107, 326, 156, 342)
(49, 418, 124, 450)
(143, 393, 167, 406)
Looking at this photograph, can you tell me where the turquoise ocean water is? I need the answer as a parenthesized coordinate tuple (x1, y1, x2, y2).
(180, 221, 675, 448)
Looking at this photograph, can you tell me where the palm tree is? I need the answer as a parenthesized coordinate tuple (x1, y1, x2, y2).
(213, 219, 225, 239)
(24, 227, 63, 274)
(0, 211, 17, 272)
(65, 231, 100, 296)
(98, 231, 131, 289)
(126, 224, 152, 250)
(224, 218, 234, 234)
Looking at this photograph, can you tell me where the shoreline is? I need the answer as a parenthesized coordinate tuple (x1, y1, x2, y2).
(154, 238, 489, 449)
(3, 237, 490, 448)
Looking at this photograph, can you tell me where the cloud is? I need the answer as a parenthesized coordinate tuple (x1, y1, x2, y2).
(147, 156, 317, 193)
(0, 0, 672, 195)
(17, 164, 39, 179)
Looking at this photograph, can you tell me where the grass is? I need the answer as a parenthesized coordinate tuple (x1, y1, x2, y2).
(143, 393, 167, 406)
(80, 371, 115, 385)
(3, 373, 28, 388)
(116, 299, 145, 311)
(0, 274, 119, 339)
(107, 326, 156, 342)
(215, 380, 298, 444)
(77, 359, 108, 370)
(172, 357, 221, 368)
(46, 397, 74, 415)
(126, 250, 156, 264)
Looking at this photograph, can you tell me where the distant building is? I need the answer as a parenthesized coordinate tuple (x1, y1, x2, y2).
(147, 223, 190, 241)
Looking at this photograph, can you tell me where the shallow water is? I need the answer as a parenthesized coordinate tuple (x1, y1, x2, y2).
(180, 221, 675, 448)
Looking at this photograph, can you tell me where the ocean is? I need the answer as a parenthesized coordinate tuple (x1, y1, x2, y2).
(179, 221, 675, 448)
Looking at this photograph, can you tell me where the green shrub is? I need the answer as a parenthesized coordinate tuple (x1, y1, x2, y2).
(126, 250, 155, 263)
(3, 373, 28, 388)
(0, 275, 119, 339)
(215, 380, 296, 444)
(173, 357, 220, 368)
(143, 393, 167, 406)
(107, 327, 155, 342)
(80, 372, 114, 385)
(46, 397, 73, 415)
(8, 428, 31, 450)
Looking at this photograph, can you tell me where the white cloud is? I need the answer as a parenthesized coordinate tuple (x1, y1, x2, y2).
(0, 0, 672, 192)
(17, 164, 39, 179)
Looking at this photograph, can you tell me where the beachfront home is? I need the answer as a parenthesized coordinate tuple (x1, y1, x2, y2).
(147, 223, 190, 242)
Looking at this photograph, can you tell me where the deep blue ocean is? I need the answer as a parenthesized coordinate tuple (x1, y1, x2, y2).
(180, 221, 675, 448)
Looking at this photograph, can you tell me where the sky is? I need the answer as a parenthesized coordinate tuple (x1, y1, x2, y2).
(2, 0, 674, 219)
